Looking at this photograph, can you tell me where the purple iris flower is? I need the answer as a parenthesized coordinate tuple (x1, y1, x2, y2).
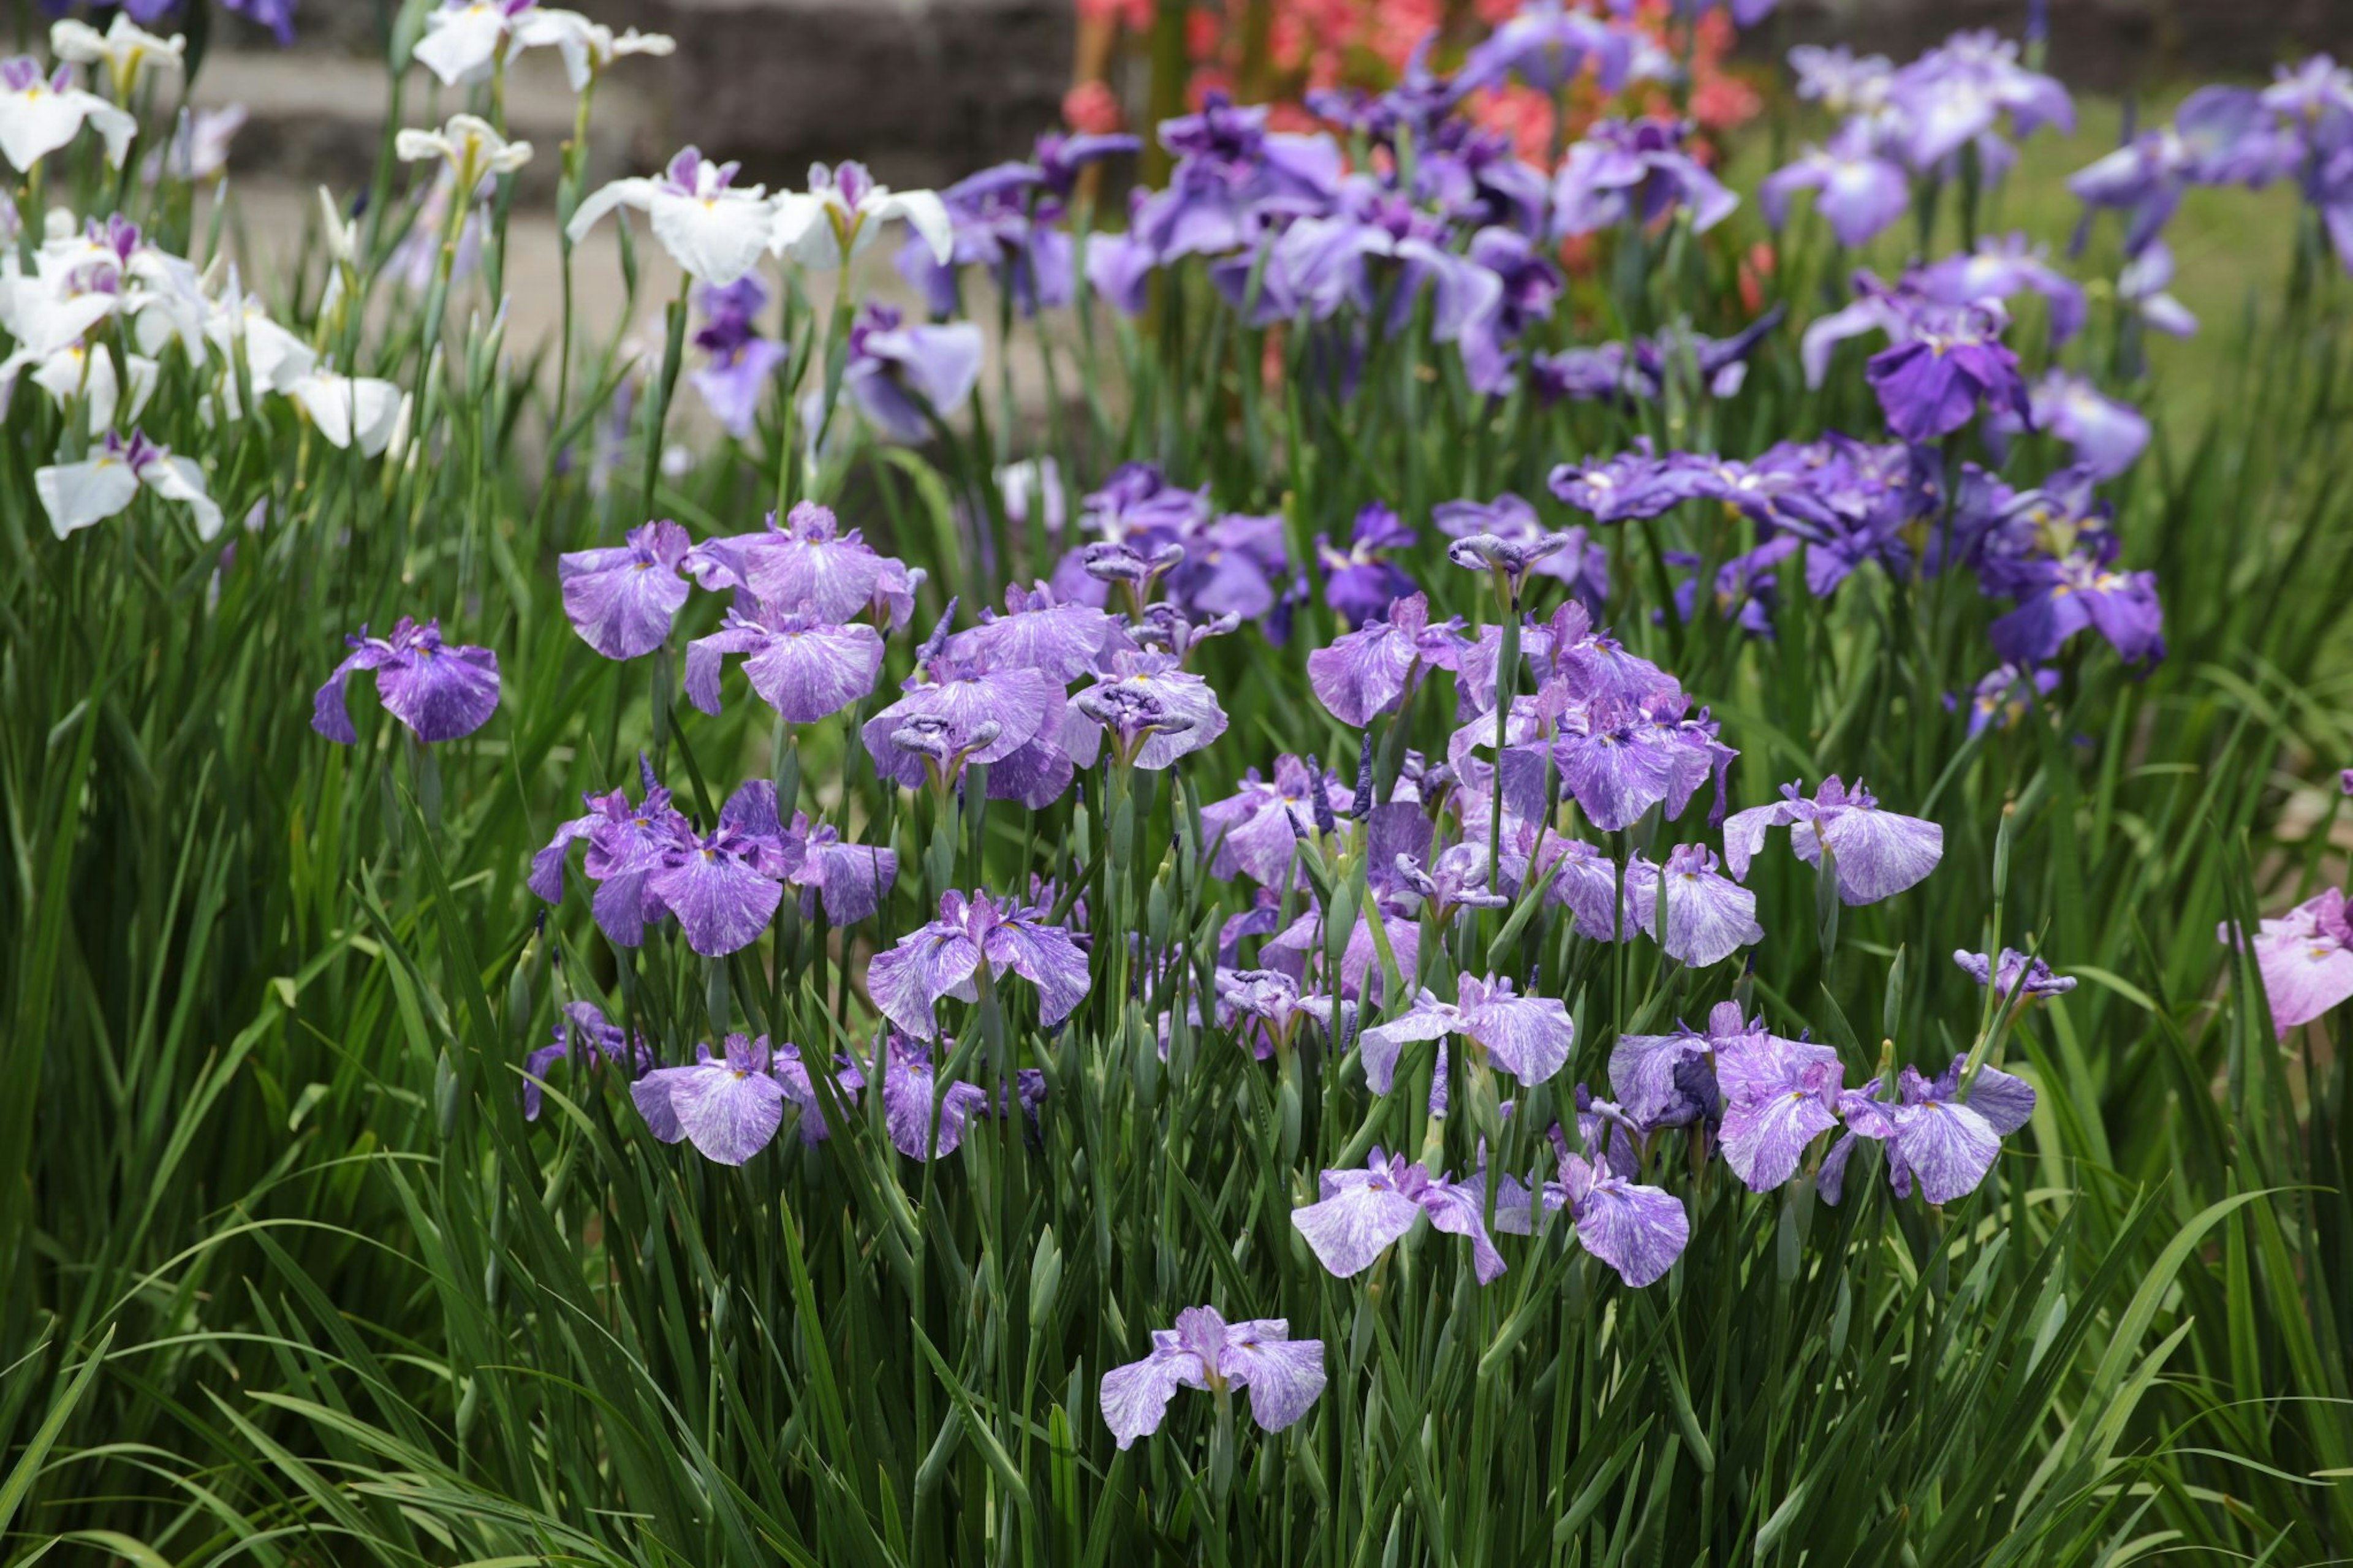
(1262, 903, 1420, 1005)
(631, 1034, 794, 1166)
(558, 518, 693, 660)
(878, 1033, 996, 1159)
(521, 1001, 648, 1121)
(1306, 592, 1469, 727)
(1987, 550, 2165, 666)
(1541, 692, 1733, 833)
(645, 781, 800, 957)
(1547, 441, 1702, 524)
(1169, 510, 1290, 624)
(1887, 30, 2074, 171)
(2118, 241, 2198, 338)
(685, 501, 920, 629)
(1665, 540, 1796, 641)
(1200, 754, 1351, 887)
(1317, 503, 1419, 629)
(1433, 494, 1608, 614)
(1610, 999, 1757, 1129)
(1716, 1029, 1847, 1192)
(313, 616, 501, 744)
(1390, 842, 1513, 923)
(1138, 93, 1344, 262)
(945, 581, 1130, 681)
(837, 303, 983, 444)
(861, 619, 1067, 792)
(1915, 233, 2088, 345)
(1723, 776, 1944, 906)
(1498, 1145, 1689, 1287)
(1552, 118, 1738, 238)
(787, 812, 896, 926)
(1099, 1306, 1325, 1450)
(1292, 1149, 1506, 1284)
(531, 758, 692, 947)
(1355, 973, 1574, 1095)
(864, 889, 1089, 1036)
(1822, 1055, 2035, 1206)
(1761, 124, 1911, 246)
(1217, 967, 1331, 1059)
(1864, 297, 2031, 442)
(2005, 373, 2150, 480)
(689, 277, 787, 439)
(684, 605, 884, 722)
(897, 132, 1137, 316)
(2069, 86, 2281, 254)
(2221, 888, 2353, 1037)
(1955, 947, 2077, 1002)
(1624, 845, 1762, 967)
(1064, 652, 1229, 770)
(1462, 1, 1638, 94)
(1548, 838, 1632, 941)
(1948, 662, 2059, 738)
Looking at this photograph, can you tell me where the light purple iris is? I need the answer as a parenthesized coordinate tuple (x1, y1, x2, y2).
(836, 303, 984, 445)
(864, 889, 1089, 1036)
(1955, 946, 2077, 1003)
(1760, 124, 1910, 246)
(1547, 441, 1701, 524)
(1218, 967, 1343, 1059)
(684, 605, 884, 722)
(1887, 29, 2074, 171)
(1552, 118, 1738, 238)
(631, 1034, 792, 1166)
(1462, 1, 1638, 94)
(1306, 591, 1470, 727)
(2008, 372, 2150, 480)
(521, 1001, 648, 1121)
(558, 519, 693, 660)
(1610, 999, 1757, 1129)
(861, 621, 1068, 795)
(1541, 692, 1733, 834)
(1716, 1030, 1847, 1192)
(1356, 972, 1573, 1095)
(1135, 93, 1344, 262)
(2221, 888, 2353, 1038)
(689, 277, 789, 439)
(1949, 662, 2059, 738)
(1262, 903, 1421, 1006)
(531, 758, 694, 947)
(787, 813, 897, 926)
(1624, 844, 1762, 967)
(645, 781, 800, 956)
(1099, 1305, 1326, 1450)
(1915, 233, 2087, 345)
(1499, 1146, 1689, 1288)
(1821, 1055, 2035, 1207)
(1292, 1149, 1506, 1284)
(1317, 502, 1419, 629)
(1987, 551, 2165, 667)
(1064, 651, 1229, 770)
(2068, 86, 2279, 255)
(945, 581, 1130, 683)
(313, 616, 501, 744)
(879, 1033, 991, 1159)
(1864, 297, 2031, 442)
(684, 501, 920, 629)
(1723, 776, 1944, 906)
(1433, 494, 1608, 613)
(1199, 754, 1352, 887)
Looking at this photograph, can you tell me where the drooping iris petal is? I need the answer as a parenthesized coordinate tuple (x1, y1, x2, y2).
(1216, 1322, 1328, 1434)
(558, 519, 692, 659)
(1887, 1097, 2001, 1205)
(685, 610, 885, 722)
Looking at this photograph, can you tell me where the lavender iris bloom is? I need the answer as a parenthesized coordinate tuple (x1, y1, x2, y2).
(1317, 503, 1418, 629)
(1547, 441, 1700, 524)
(1199, 754, 1351, 887)
(1099, 1306, 1326, 1450)
(1499, 1146, 1689, 1287)
(630, 1033, 791, 1165)
(1433, 494, 1607, 613)
(838, 303, 983, 444)
(1760, 124, 1911, 246)
(1137, 93, 1344, 262)
(1542, 692, 1733, 833)
(646, 782, 799, 956)
(1624, 845, 1762, 967)
(2221, 888, 2353, 1037)
(2068, 86, 2279, 254)
(1824, 1055, 2035, 1206)
(689, 276, 787, 437)
(945, 581, 1130, 682)
(865, 889, 1089, 1036)
(1306, 591, 1469, 727)
(1356, 973, 1574, 1095)
(879, 1033, 995, 1159)
(1888, 30, 2074, 171)
(1915, 233, 2087, 344)
(522, 1001, 647, 1121)
(1716, 1030, 1847, 1191)
(1723, 777, 1944, 906)
(788, 813, 896, 926)
(862, 642, 1069, 802)
(684, 605, 884, 722)
(1463, 1, 1637, 94)
(1956, 946, 2077, 1002)
(1292, 1149, 1506, 1284)
(558, 518, 692, 659)
(2118, 241, 2198, 338)
(684, 501, 919, 627)
(2013, 372, 2150, 479)
(313, 616, 501, 744)
(1065, 653, 1229, 770)
(1262, 903, 1421, 1005)
(1553, 118, 1739, 238)
(1987, 551, 2165, 666)
(1610, 999, 1757, 1129)
(531, 759, 693, 947)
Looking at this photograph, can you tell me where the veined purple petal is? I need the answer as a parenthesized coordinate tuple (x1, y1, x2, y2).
(1456, 975, 1574, 1086)
(647, 845, 784, 956)
(1417, 1175, 1509, 1284)
(1721, 1083, 1841, 1192)
(1291, 1173, 1422, 1278)
(666, 1051, 788, 1165)
(558, 520, 693, 659)
(983, 912, 1091, 1026)
(1217, 1322, 1327, 1434)
(1355, 995, 1457, 1094)
(1888, 1097, 2001, 1205)
(1818, 804, 1944, 905)
(1567, 1162, 1688, 1287)
(865, 925, 985, 1036)
(690, 613, 885, 723)
(1100, 1346, 1205, 1449)
(631, 1066, 691, 1143)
